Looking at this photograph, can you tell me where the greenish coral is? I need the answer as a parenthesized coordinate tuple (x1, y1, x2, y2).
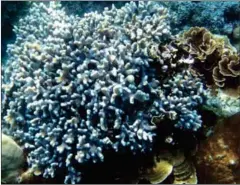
(204, 90, 240, 117)
(1, 134, 24, 184)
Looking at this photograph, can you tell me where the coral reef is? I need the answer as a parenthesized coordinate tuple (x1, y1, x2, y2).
(163, 1, 240, 37)
(1, 2, 209, 184)
(140, 150, 197, 184)
(175, 27, 240, 94)
(148, 41, 195, 76)
(155, 70, 207, 131)
(195, 113, 240, 184)
(232, 25, 240, 52)
(1, 2, 127, 65)
(204, 90, 240, 117)
(1, 134, 24, 183)
(148, 43, 208, 130)
(61, 1, 126, 17)
(142, 158, 173, 184)
(3, 2, 239, 66)
(1, 1, 31, 64)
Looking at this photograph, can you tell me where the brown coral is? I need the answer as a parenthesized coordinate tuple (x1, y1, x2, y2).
(142, 158, 173, 184)
(140, 150, 197, 184)
(195, 113, 240, 184)
(148, 40, 194, 80)
(172, 151, 197, 184)
(175, 27, 240, 95)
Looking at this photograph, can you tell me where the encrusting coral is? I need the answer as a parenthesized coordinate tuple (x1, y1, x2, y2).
(2, 2, 209, 184)
(1, 134, 24, 184)
(175, 27, 240, 95)
(204, 89, 240, 117)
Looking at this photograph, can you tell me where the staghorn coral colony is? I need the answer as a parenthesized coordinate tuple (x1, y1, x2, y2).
(1, 1, 239, 184)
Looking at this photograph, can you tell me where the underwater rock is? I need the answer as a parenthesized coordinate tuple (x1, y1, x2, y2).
(1, 133, 24, 183)
(195, 113, 240, 183)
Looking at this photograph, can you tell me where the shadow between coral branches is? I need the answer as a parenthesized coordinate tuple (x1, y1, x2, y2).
(22, 108, 219, 184)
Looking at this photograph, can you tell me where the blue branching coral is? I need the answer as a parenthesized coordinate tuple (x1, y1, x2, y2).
(2, 2, 208, 183)
(159, 70, 206, 131)
(164, 1, 240, 36)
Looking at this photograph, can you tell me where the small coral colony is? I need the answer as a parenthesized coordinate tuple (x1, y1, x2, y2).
(1, 1, 240, 184)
